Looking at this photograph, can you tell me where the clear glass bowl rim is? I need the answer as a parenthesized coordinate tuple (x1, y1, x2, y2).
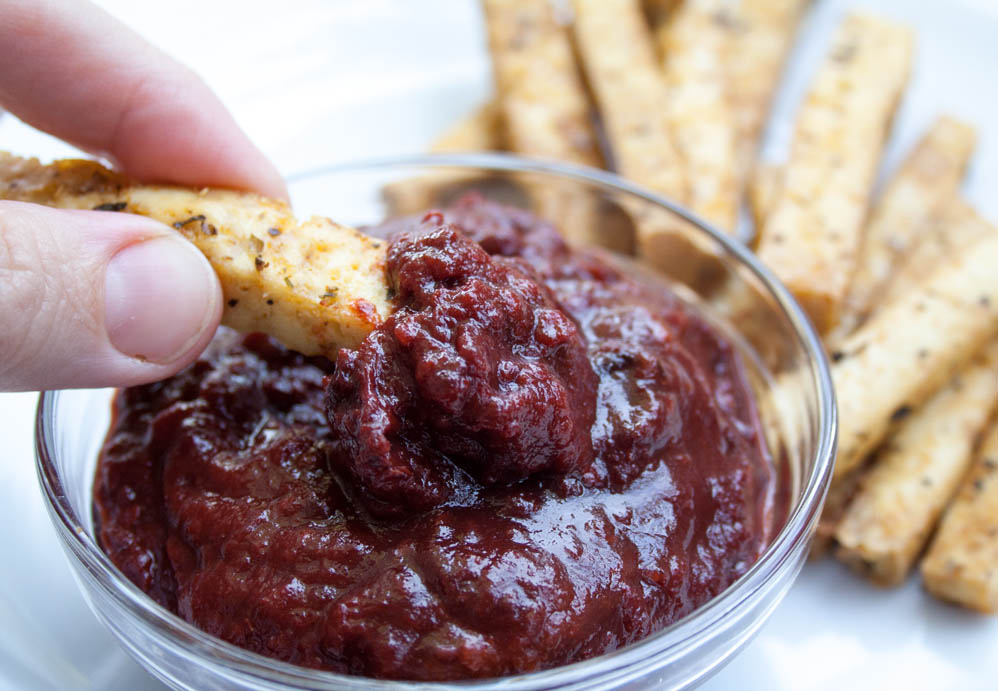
(36, 152, 837, 689)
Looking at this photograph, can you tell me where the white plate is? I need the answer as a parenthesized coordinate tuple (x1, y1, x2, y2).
(1, 1, 996, 689)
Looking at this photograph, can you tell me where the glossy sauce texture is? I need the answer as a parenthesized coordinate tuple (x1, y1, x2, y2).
(95, 196, 772, 680)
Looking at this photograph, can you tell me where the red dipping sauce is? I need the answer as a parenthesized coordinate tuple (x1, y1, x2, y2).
(94, 196, 773, 681)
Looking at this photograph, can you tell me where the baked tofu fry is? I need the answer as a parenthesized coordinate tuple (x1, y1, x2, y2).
(835, 343, 998, 586)
(756, 14, 914, 332)
(727, 0, 811, 175)
(922, 423, 998, 614)
(482, 0, 601, 168)
(656, 1, 739, 232)
(571, 0, 686, 203)
(880, 199, 993, 308)
(831, 232, 998, 481)
(0, 153, 390, 357)
(838, 117, 976, 336)
(383, 101, 505, 215)
(482, 0, 606, 248)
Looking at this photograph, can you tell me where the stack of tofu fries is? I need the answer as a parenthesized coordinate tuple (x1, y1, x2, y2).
(397, 0, 998, 614)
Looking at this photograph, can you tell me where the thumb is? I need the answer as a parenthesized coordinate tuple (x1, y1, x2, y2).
(0, 201, 222, 391)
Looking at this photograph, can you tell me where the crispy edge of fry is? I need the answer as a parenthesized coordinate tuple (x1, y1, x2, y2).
(655, 2, 739, 233)
(0, 153, 390, 356)
(382, 101, 505, 216)
(838, 117, 976, 332)
(834, 342, 998, 586)
(756, 13, 914, 333)
(831, 231, 998, 481)
(921, 422, 998, 614)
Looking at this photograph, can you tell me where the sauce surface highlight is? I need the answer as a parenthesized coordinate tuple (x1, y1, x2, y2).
(95, 196, 773, 680)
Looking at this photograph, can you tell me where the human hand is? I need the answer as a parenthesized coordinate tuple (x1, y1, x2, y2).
(0, 0, 286, 391)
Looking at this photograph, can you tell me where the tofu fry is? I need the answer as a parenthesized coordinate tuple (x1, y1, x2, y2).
(831, 232, 998, 481)
(921, 422, 998, 614)
(833, 117, 976, 340)
(571, 0, 686, 203)
(482, 0, 601, 167)
(835, 342, 998, 586)
(383, 101, 505, 215)
(656, 1, 739, 232)
(0, 153, 390, 357)
(756, 14, 914, 332)
(482, 0, 606, 247)
(727, 0, 811, 175)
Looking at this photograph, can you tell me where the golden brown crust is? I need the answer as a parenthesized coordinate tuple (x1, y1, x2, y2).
(0, 152, 391, 357)
(756, 13, 914, 332)
(656, 1, 739, 232)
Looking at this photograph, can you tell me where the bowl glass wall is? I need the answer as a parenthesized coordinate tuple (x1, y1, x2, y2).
(37, 154, 835, 691)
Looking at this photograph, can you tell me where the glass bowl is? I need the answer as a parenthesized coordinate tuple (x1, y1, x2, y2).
(36, 154, 835, 690)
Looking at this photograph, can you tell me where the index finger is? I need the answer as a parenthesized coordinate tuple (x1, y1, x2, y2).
(0, 0, 287, 199)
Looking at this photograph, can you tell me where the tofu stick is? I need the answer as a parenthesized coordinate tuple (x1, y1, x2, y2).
(719, 0, 811, 176)
(383, 101, 505, 215)
(921, 423, 998, 614)
(572, 0, 716, 281)
(482, 0, 601, 169)
(0, 153, 390, 357)
(756, 14, 914, 332)
(571, 0, 687, 205)
(655, 1, 739, 233)
(830, 117, 976, 342)
(482, 0, 611, 249)
(835, 342, 998, 586)
(831, 232, 998, 481)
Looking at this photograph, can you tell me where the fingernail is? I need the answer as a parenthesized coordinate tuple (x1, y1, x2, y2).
(105, 235, 219, 364)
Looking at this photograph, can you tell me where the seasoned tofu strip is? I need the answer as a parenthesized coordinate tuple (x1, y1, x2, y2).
(481, 0, 606, 248)
(831, 232, 998, 481)
(726, 0, 811, 175)
(835, 342, 998, 586)
(830, 117, 976, 342)
(655, 0, 739, 232)
(654, 0, 809, 234)
(571, 0, 686, 205)
(921, 423, 998, 614)
(756, 14, 914, 332)
(880, 199, 993, 307)
(0, 153, 390, 357)
(383, 101, 505, 215)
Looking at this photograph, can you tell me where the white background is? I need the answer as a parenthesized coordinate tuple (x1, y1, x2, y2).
(1, 1, 996, 689)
